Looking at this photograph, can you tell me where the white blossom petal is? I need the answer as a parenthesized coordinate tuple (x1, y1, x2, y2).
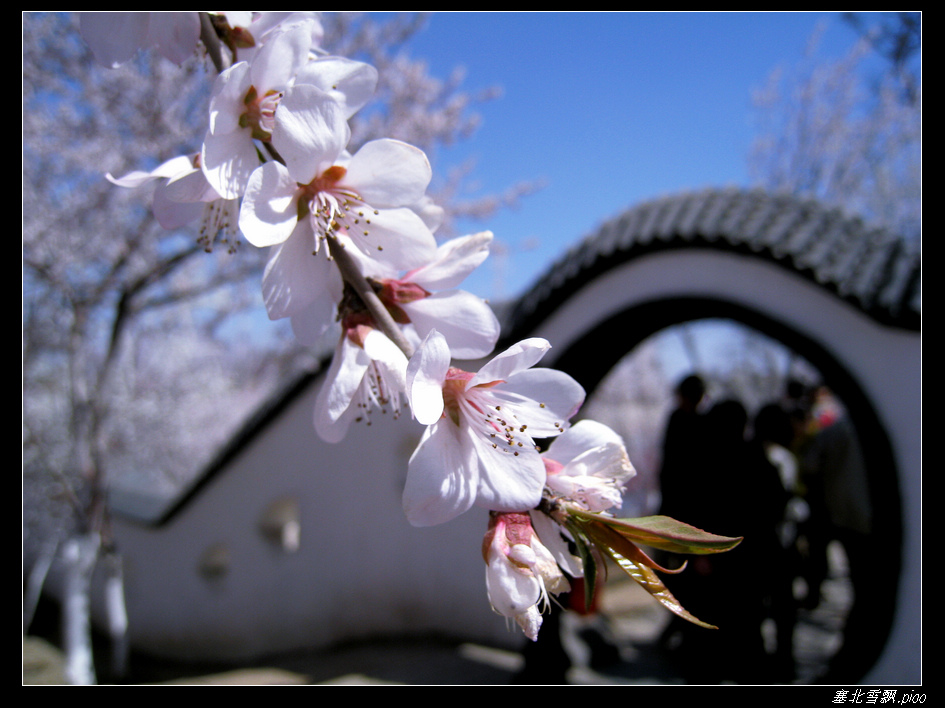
(237, 13, 322, 64)
(201, 124, 263, 200)
(406, 231, 493, 291)
(542, 419, 627, 466)
(151, 186, 203, 229)
(402, 335, 584, 526)
(249, 24, 312, 93)
(485, 545, 542, 618)
(347, 206, 438, 271)
(542, 420, 635, 513)
(146, 12, 200, 65)
(239, 162, 300, 247)
(514, 605, 543, 641)
(272, 83, 350, 184)
(406, 330, 450, 425)
(403, 290, 499, 361)
(289, 298, 338, 347)
(314, 330, 408, 444)
(207, 62, 252, 136)
(470, 429, 545, 512)
(490, 368, 585, 438)
(345, 139, 432, 209)
(530, 511, 583, 578)
(361, 329, 409, 391)
(404, 422, 479, 526)
(470, 338, 551, 388)
(163, 167, 220, 203)
(105, 154, 194, 188)
(294, 56, 379, 118)
(261, 221, 335, 320)
(324, 337, 370, 421)
(80, 12, 148, 68)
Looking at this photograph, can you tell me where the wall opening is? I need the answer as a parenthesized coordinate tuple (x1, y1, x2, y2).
(551, 296, 901, 684)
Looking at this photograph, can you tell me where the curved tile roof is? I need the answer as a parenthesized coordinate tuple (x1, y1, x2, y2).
(504, 187, 921, 335)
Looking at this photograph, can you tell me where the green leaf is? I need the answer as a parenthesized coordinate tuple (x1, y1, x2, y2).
(607, 545, 717, 630)
(571, 511, 742, 555)
(580, 518, 717, 629)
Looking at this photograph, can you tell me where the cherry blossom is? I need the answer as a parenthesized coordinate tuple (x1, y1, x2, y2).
(482, 511, 570, 641)
(248, 141, 439, 346)
(106, 154, 239, 251)
(522, 420, 636, 580)
(542, 419, 636, 513)
(200, 21, 320, 199)
(200, 13, 378, 202)
(313, 313, 409, 444)
(345, 231, 501, 360)
(307, 232, 499, 434)
(240, 137, 438, 349)
(239, 131, 437, 265)
(403, 330, 585, 527)
(228, 12, 323, 64)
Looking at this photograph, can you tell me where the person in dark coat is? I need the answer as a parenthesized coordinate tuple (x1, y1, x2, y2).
(662, 399, 790, 683)
(658, 374, 708, 525)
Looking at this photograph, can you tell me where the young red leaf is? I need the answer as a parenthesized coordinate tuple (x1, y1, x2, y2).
(571, 510, 742, 555)
(580, 518, 717, 629)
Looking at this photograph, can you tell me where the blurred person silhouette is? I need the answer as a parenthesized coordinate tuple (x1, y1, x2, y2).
(701, 400, 788, 682)
(783, 378, 812, 414)
(753, 402, 805, 681)
(795, 387, 844, 609)
(656, 374, 708, 660)
(661, 398, 788, 683)
(776, 380, 825, 611)
(658, 374, 708, 524)
(798, 388, 874, 682)
(666, 399, 793, 683)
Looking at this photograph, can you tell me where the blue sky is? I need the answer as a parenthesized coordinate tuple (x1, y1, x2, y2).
(398, 11, 886, 301)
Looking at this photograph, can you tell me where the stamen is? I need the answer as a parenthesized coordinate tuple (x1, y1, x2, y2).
(197, 199, 240, 253)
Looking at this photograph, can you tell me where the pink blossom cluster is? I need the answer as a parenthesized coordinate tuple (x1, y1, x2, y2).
(86, 12, 640, 643)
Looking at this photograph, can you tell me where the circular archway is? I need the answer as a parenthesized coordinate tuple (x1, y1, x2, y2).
(551, 295, 901, 682)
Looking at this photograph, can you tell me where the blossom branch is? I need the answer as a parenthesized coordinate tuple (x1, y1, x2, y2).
(198, 12, 229, 74)
(327, 235, 415, 359)
(70, 12, 747, 651)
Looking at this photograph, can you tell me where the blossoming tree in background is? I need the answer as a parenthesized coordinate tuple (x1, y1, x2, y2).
(749, 13, 920, 242)
(42, 12, 742, 683)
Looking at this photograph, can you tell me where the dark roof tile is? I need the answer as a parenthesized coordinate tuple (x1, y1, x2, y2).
(506, 187, 920, 335)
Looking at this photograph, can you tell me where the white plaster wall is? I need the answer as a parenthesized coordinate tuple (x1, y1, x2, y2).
(110, 374, 517, 661)
(529, 250, 920, 684)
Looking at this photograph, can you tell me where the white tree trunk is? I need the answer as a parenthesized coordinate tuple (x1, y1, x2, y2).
(24, 538, 59, 633)
(103, 550, 129, 679)
(62, 533, 100, 686)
